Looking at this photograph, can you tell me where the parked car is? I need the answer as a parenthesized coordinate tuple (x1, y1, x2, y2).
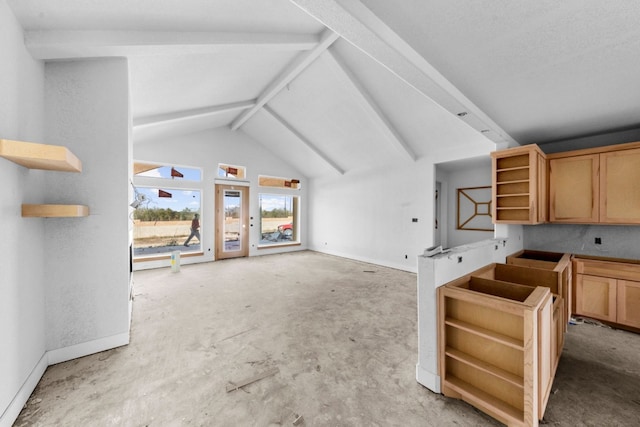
(277, 223, 293, 237)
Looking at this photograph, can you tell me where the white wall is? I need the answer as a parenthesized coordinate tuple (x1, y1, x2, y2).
(440, 163, 494, 248)
(43, 59, 131, 356)
(132, 127, 308, 269)
(308, 160, 433, 272)
(0, 2, 47, 425)
(308, 140, 496, 273)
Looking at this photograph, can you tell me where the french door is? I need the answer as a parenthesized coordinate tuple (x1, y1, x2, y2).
(215, 184, 249, 260)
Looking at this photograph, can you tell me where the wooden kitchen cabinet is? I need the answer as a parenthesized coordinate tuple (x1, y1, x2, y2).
(491, 144, 546, 224)
(617, 280, 640, 329)
(573, 256, 640, 330)
(599, 147, 640, 224)
(547, 141, 640, 224)
(575, 274, 617, 322)
(548, 154, 599, 223)
(439, 263, 560, 426)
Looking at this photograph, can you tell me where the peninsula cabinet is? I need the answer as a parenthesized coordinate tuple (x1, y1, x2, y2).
(548, 142, 640, 224)
(439, 273, 554, 427)
(573, 256, 640, 330)
(491, 144, 546, 224)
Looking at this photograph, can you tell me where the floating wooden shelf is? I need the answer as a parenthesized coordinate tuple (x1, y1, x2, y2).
(22, 204, 89, 218)
(0, 139, 82, 172)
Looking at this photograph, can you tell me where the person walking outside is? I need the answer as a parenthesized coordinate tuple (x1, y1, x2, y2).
(184, 213, 200, 247)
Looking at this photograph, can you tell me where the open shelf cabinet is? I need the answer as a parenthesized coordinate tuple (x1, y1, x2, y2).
(439, 274, 553, 427)
(491, 144, 546, 224)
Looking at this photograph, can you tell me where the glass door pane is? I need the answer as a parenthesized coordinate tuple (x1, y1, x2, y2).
(224, 190, 241, 252)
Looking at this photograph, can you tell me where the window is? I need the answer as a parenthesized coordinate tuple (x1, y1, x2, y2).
(259, 194, 299, 246)
(134, 163, 201, 181)
(132, 188, 202, 257)
(259, 175, 300, 189)
(218, 163, 246, 180)
(132, 161, 203, 259)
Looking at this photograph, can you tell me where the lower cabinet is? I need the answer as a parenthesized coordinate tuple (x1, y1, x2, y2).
(575, 274, 617, 322)
(616, 280, 640, 329)
(438, 271, 555, 427)
(574, 257, 640, 330)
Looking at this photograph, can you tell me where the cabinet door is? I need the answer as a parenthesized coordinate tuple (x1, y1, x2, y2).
(617, 280, 640, 328)
(549, 154, 599, 222)
(575, 274, 617, 322)
(600, 148, 640, 224)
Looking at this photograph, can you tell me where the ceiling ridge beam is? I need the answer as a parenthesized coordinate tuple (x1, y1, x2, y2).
(264, 105, 345, 175)
(230, 29, 340, 131)
(133, 100, 256, 129)
(25, 30, 319, 60)
(289, 0, 517, 146)
(325, 48, 417, 162)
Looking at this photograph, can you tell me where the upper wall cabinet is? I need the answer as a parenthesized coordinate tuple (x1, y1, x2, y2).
(548, 154, 599, 223)
(600, 147, 640, 224)
(548, 142, 640, 225)
(491, 144, 547, 224)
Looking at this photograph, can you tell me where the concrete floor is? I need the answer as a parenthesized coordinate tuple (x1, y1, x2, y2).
(15, 251, 640, 426)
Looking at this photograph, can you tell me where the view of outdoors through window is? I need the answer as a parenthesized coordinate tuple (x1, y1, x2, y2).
(259, 194, 297, 245)
(133, 187, 201, 257)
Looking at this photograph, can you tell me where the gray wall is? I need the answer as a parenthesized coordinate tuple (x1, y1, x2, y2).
(524, 224, 640, 260)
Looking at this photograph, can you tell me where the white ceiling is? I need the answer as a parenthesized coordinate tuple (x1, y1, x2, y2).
(8, 0, 640, 177)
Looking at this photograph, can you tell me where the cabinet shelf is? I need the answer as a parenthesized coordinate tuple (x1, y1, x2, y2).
(0, 139, 82, 172)
(446, 347, 524, 388)
(445, 376, 523, 426)
(22, 204, 89, 218)
(496, 193, 529, 198)
(496, 179, 529, 185)
(496, 166, 529, 172)
(445, 318, 524, 350)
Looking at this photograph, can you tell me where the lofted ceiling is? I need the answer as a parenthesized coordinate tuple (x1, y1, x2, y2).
(8, 0, 640, 178)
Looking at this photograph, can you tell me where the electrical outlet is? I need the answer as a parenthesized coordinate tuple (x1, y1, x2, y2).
(595, 237, 602, 245)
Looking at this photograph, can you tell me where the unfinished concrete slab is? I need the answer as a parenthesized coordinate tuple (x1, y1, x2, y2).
(15, 252, 640, 426)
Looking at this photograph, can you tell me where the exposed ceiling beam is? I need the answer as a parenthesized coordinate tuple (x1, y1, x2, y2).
(264, 105, 345, 175)
(133, 100, 255, 129)
(289, 0, 517, 146)
(25, 30, 319, 60)
(325, 49, 416, 161)
(230, 29, 340, 131)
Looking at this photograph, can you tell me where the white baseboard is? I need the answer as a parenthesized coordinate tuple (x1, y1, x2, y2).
(310, 247, 418, 273)
(1, 332, 130, 427)
(416, 363, 441, 394)
(0, 353, 48, 427)
(47, 332, 130, 365)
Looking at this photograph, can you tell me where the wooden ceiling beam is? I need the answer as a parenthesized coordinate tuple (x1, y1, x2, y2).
(230, 29, 339, 130)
